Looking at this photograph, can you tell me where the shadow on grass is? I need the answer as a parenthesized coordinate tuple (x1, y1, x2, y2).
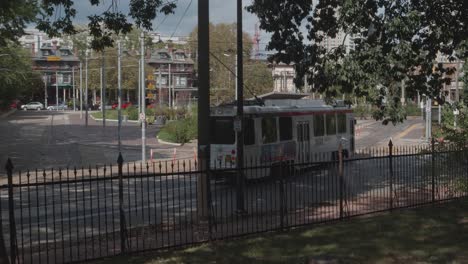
(94, 199, 468, 264)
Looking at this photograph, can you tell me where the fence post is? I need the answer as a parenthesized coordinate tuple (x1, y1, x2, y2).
(279, 162, 285, 230)
(0, 161, 9, 264)
(117, 153, 127, 254)
(388, 140, 394, 211)
(338, 144, 344, 220)
(431, 138, 435, 203)
(5, 159, 16, 264)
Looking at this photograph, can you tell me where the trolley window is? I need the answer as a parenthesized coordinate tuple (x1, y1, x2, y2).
(244, 118, 255, 145)
(210, 118, 235, 144)
(262, 117, 277, 144)
(279, 117, 292, 141)
(326, 113, 337, 135)
(313, 114, 325, 137)
(337, 113, 347, 133)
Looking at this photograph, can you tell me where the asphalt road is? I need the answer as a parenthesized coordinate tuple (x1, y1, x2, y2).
(0, 110, 170, 172)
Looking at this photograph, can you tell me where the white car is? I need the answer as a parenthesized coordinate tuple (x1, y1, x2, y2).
(21, 102, 44, 111)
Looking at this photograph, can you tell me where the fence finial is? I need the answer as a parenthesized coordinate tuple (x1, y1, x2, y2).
(117, 153, 124, 164)
(388, 139, 393, 148)
(5, 158, 13, 171)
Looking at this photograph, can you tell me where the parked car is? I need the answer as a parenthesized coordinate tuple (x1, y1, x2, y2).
(21, 102, 44, 111)
(47, 104, 68, 111)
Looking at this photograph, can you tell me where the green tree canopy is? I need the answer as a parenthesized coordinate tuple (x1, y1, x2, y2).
(247, 0, 467, 124)
(188, 23, 273, 105)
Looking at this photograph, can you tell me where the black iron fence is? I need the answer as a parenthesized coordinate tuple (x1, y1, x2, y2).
(1, 140, 468, 263)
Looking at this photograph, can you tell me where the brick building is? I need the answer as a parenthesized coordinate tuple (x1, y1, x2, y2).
(147, 49, 196, 107)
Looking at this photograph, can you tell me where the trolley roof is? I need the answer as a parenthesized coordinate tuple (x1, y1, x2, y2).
(211, 98, 351, 117)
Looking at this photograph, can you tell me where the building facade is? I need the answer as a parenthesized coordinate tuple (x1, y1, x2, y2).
(31, 41, 80, 107)
(147, 49, 196, 107)
(436, 53, 465, 103)
(270, 63, 297, 93)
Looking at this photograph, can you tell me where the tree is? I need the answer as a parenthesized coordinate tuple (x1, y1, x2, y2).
(35, 0, 177, 51)
(247, 0, 467, 124)
(0, 0, 37, 47)
(0, 43, 43, 108)
(188, 23, 273, 105)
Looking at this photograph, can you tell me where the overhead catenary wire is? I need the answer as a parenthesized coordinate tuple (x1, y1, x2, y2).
(169, 0, 193, 39)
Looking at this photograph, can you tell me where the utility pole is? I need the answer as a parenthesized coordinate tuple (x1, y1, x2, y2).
(138, 58, 141, 114)
(117, 39, 122, 153)
(425, 97, 432, 140)
(197, 0, 210, 221)
(140, 32, 146, 163)
(80, 62, 83, 118)
(72, 66, 76, 111)
(43, 75, 48, 108)
(236, 0, 245, 213)
(159, 68, 162, 105)
(85, 50, 89, 126)
(102, 50, 106, 127)
(169, 63, 172, 108)
(55, 71, 59, 111)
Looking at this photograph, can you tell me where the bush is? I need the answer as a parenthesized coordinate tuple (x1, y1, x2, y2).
(404, 103, 421, 116)
(125, 106, 139, 120)
(157, 114, 198, 144)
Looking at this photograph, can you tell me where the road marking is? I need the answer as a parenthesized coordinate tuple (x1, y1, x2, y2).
(393, 123, 422, 140)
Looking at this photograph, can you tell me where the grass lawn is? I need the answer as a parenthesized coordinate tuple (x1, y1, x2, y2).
(93, 199, 468, 264)
(91, 110, 119, 120)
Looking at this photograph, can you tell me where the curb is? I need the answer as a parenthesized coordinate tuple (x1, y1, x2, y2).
(156, 135, 183, 146)
(0, 109, 17, 119)
(89, 114, 140, 123)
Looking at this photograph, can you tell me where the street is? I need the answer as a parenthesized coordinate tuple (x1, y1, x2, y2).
(0, 110, 196, 172)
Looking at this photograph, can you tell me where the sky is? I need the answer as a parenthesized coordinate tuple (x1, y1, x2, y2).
(71, 0, 269, 52)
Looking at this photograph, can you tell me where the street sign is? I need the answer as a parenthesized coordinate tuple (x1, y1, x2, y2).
(233, 117, 242, 132)
(425, 101, 431, 113)
(139, 112, 146, 121)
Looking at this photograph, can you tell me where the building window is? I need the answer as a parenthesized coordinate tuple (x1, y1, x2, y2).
(262, 117, 277, 144)
(157, 77, 167, 85)
(313, 114, 325, 137)
(177, 64, 184, 71)
(175, 76, 187, 87)
(279, 117, 292, 141)
(174, 53, 185, 60)
(62, 74, 71, 84)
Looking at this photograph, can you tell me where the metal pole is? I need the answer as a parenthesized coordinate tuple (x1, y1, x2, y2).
(235, 54, 238, 100)
(72, 66, 76, 111)
(56, 71, 59, 111)
(80, 62, 83, 118)
(44, 74, 48, 108)
(138, 59, 141, 114)
(169, 63, 172, 108)
(118, 39, 122, 153)
(141, 32, 146, 163)
(159, 69, 162, 105)
(102, 50, 106, 127)
(236, 0, 245, 213)
(197, 0, 210, 221)
(85, 51, 89, 126)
